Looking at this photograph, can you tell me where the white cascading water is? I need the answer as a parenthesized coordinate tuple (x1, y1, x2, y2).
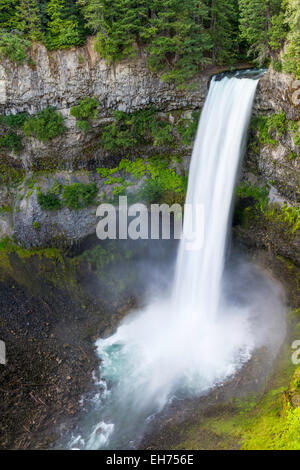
(69, 72, 273, 450)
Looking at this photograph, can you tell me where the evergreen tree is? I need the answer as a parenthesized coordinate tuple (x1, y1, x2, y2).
(46, 0, 86, 49)
(78, 0, 212, 83)
(14, 0, 44, 41)
(282, 0, 300, 78)
(0, 0, 293, 81)
(78, 0, 149, 63)
(146, 0, 212, 83)
(209, 0, 239, 65)
(0, 0, 19, 29)
(239, 0, 284, 64)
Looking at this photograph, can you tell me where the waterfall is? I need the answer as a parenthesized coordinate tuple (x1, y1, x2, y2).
(69, 72, 269, 450)
(171, 74, 260, 348)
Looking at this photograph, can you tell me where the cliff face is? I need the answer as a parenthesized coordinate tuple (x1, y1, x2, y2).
(0, 39, 208, 172)
(0, 39, 208, 114)
(251, 69, 300, 203)
(0, 42, 299, 250)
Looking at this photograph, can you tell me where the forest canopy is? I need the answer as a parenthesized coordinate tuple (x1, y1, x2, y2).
(0, 0, 299, 83)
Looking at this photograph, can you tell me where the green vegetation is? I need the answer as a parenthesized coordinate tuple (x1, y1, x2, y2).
(252, 112, 286, 146)
(0, 132, 23, 151)
(37, 181, 98, 210)
(0, 163, 25, 186)
(239, 0, 287, 65)
(33, 220, 40, 229)
(282, 0, 300, 78)
(79, 242, 128, 273)
(80, 0, 213, 84)
(62, 182, 98, 209)
(0, 204, 12, 214)
(0, 113, 26, 153)
(0, 30, 31, 63)
(205, 383, 300, 450)
(236, 182, 270, 211)
(238, 0, 299, 78)
(0, 1, 298, 82)
(97, 156, 187, 204)
(288, 121, 300, 147)
(0, 106, 198, 157)
(236, 179, 300, 237)
(70, 97, 99, 132)
(100, 106, 199, 152)
(288, 151, 298, 161)
(0, 112, 28, 128)
(265, 203, 300, 234)
(37, 190, 62, 210)
(22, 107, 65, 141)
(100, 106, 172, 151)
(176, 111, 201, 146)
(0, 112, 28, 152)
(45, 0, 86, 50)
(252, 111, 300, 151)
(0, 236, 64, 263)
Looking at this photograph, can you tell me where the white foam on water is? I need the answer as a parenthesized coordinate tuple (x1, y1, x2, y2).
(68, 72, 284, 450)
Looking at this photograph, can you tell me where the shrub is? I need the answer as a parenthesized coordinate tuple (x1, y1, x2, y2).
(70, 97, 99, 132)
(252, 112, 287, 146)
(100, 106, 174, 152)
(0, 30, 31, 63)
(265, 203, 300, 234)
(23, 107, 65, 141)
(288, 121, 300, 147)
(280, 205, 300, 233)
(236, 183, 270, 212)
(267, 111, 287, 137)
(0, 112, 28, 128)
(97, 156, 187, 204)
(282, 0, 300, 80)
(137, 178, 165, 204)
(177, 111, 201, 146)
(0, 204, 12, 214)
(137, 166, 187, 204)
(288, 151, 298, 161)
(272, 59, 282, 72)
(0, 132, 23, 151)
(62, 182, 98, 209)
(37, 191, 62, 210)
(0, 164, 24, 186)
(33, 221, 40, 230)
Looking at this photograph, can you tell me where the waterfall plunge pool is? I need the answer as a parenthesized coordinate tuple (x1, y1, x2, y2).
(62, 71, 287, 450)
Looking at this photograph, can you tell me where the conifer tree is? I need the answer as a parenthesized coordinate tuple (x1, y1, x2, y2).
(282, 0, 300, 78)
(14, 0, 44, 41)
(46, 0, 86, 49)
(146, 0, 212, 82)
(239, 0, 284, 64)
(78, 0, 149, 62)
(0, 0, 19, 29)
(209, 0, 239, 64)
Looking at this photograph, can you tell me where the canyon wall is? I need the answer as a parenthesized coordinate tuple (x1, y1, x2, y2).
(0, 40, 299, 253)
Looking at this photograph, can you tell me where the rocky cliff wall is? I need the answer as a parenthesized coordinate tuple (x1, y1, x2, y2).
(0, 41, 299, 250)
(250, 69, 300, 203)
(0, 38, 209, 172)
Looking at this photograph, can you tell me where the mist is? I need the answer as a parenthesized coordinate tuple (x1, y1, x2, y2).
(66, 73, 286, 450)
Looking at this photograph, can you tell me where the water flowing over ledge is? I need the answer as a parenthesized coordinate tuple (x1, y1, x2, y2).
(67, 71, 285, 450)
